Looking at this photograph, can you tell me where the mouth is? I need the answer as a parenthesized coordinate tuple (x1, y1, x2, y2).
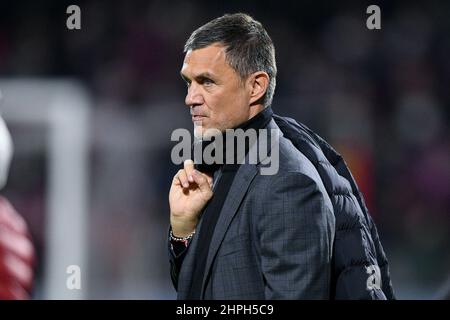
(191, 115, 207, 123)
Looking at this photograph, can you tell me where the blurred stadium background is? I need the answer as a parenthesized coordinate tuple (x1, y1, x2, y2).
(0, 0, 448, 299)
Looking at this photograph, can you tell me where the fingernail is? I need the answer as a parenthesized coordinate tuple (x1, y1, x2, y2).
(188, 175, 194, 182)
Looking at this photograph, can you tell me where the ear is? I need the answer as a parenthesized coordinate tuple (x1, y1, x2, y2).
(248, 71, 269, 106)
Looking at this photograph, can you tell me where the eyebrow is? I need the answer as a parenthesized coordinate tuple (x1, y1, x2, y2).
(180, 71, 217, 83)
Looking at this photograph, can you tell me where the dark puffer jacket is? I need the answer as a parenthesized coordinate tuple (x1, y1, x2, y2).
(273, 114, 395, 300)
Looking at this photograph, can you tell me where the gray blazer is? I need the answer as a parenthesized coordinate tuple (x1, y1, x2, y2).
(169, 119, 335, 299)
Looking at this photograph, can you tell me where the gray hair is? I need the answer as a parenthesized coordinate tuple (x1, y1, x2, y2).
(184, 13, 277, 107)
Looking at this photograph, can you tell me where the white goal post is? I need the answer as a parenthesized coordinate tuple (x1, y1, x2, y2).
(0, 79, 91, 299)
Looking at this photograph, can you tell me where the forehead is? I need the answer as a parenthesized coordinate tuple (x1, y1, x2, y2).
(181, 44, 231, 76)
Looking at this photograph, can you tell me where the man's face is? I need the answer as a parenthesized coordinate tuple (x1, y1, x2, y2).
(181, 44, 252, 139)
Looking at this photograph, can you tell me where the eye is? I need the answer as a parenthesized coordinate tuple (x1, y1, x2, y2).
(202, 78, 214, 86)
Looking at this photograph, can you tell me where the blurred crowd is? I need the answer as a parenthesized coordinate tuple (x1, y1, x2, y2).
(0, 0, 448, 299)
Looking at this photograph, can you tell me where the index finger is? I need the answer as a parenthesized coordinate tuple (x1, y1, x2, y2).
(184, 159, 195, 182)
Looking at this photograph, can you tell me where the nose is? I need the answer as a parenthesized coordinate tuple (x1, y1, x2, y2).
(185, 82, 204, 108)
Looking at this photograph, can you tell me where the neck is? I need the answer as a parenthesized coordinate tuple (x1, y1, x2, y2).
(247, 104, 266, 121)
(193, 106, 273, 173)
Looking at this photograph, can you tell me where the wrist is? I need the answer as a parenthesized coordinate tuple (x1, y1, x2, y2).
(170, 228, 195, 247)
(170, 219, 198, 238)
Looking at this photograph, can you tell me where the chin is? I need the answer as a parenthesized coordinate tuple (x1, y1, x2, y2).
(193, 125, 204, 139)
(193, 124, 222, 140)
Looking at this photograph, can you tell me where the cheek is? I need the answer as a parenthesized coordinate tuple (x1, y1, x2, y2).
(206, 87, 247, 128)
(204, 93, 226, 118)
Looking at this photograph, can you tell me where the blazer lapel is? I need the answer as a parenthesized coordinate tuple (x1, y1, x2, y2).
(200, 162, 258, 297)
(200, 119, 283, 297)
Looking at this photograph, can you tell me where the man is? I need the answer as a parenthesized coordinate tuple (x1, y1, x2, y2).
(0, 106, 35, 299)
(168, 13, 394, 299)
